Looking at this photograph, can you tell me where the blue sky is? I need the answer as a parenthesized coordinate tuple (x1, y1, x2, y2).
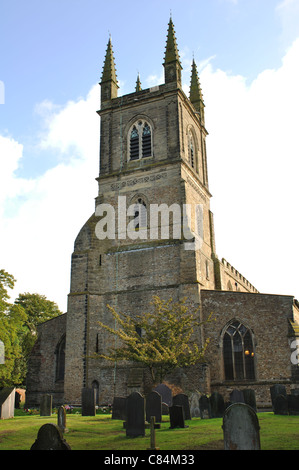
(0, 0, 299, 311)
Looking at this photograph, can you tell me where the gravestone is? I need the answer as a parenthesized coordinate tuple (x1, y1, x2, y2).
(57, 405, 67, 433)
(15, 391, 21, 409)
(223, 403, 261, 450)
(0, 387, 15, 419)
(162, 402, 169, 415)
(40, 394, 52, 416)
(210, 392, 225, 418)
(154, 384, 172, 406)
(229, 389, 245, 404)
(190, 392, 200, 418)
(173, 393, 191, 420)
(243, 389, 257, 411)
(146, 391, 162, 423)
(30, 423, 71, 450)
(126, 391, 145, 437)
(287, 395, 299, 415)
(273, 394, 288, 415)
(270, 384, 286, 411)
(169, 405, 188, 429)
(112, 397, 127, 420)
(199, 394, 211, 419)
(81, 388, 96, 416)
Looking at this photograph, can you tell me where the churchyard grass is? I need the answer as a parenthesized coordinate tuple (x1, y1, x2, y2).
(0, 412, 298, 450)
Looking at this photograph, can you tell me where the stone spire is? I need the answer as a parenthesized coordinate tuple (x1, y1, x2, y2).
(163, 18, 182, 86)
(100, 37, 119, 104)
(135, 73, 142, 92)
(189, 59, 205, 125)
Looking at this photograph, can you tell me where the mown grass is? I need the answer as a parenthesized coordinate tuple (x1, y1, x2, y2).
(0, 411, 298, 450)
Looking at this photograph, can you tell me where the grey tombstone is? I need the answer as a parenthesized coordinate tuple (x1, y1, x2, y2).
(57, 405, 67, 433)
(273, 394, 288, 415)
(169, 405, 188, 429)
(229, 389, 245, 404)
(270, 384, 286, 411)
(126, 391, 145, 437)
(0, 387, 15, 419)
(112, 397, 127, 420)
(210, 392, 225, 418)
(40, 394, 52, 416)
(223, 403, 261, 450)
(243, 389, 257, 412)
(162, 402, 169, 415)
(81, 387, 96, 416)
(190, 392, 200, 418)
(199, 394, 211, 419)
(287, 395, 299, 415)
(30, 423, 71, 450)
(154, 383, 172, 406)
(146, 391, 162, 423)
(173, 393, 191, 420)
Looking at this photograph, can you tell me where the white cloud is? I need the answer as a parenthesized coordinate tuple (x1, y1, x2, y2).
(0, 85, 100, 310)
(200, 38, 299, 298)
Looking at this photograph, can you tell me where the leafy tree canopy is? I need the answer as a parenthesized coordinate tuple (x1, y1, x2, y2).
(97, 296, 213, 385)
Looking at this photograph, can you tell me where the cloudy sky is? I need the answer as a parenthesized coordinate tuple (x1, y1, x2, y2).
(0, 0, 298, 312)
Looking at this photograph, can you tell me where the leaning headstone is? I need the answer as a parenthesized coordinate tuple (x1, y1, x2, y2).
(169, 405, 188, 429)
(229, 389, 245, 404)
(57, 405, 67, 433)
(190, 392, 200, 418)
(173, 393, 191, 420)
(287, 395, 299, 415)
(270, 384, 286, 411)
(243, 389, 257, 412)
(273, 394, 288, 415)
(146, 391, 162, 423)
(199, 394, 211, 419)
(81, 388, 96, 416)
(154, 383, 172, 406)
(223, 403, 261, 450)
(210, 392, 225, 418)
(40, 394, 52, 417)
(126, 391, 145, 437)
(112, 397, 127, 420)
(0, 387, 15, 419)
(30, 423, 71, 450)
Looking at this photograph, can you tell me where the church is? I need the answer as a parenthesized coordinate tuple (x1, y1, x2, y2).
(26, 19, 299, 408)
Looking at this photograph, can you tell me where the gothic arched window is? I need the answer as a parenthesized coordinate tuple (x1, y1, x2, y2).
(129, 120, 152, 160)
(222, 320, 255, 381)
(188, 129, 198, 172)
(55, 335, 66, 382)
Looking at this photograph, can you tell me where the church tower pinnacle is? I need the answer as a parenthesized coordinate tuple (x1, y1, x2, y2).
(163, 17, 182, 86)
(100, 37, 119, 104)
(189, 59, 205, 126)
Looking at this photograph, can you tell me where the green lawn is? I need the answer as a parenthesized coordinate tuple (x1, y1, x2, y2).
(0, 411, 298, 450)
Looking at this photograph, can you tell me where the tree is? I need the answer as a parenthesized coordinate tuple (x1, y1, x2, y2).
(0, 270, 63, 387)
(14, 293, 63, 371)
(96, 296, 213, 385)
(0, 270, 27, 386)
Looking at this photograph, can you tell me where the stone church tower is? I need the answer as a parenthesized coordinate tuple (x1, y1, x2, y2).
(26, 19, 299, 408)
(64, 19, 218, 403)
